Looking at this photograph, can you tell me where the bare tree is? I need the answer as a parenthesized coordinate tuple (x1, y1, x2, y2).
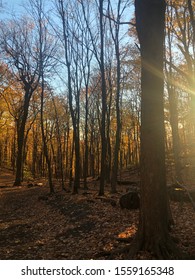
(27, 0, 59, 193)
(0, 17, 42, 186)
(55, 0, 85, 193)
(79, 0, 108, 195)
(165, 3, 182, 183)
(107, 0, 130, 193)
(80, 13, 93, 190)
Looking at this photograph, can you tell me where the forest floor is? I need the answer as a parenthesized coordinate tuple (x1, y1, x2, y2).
(0, 167, 195, 260)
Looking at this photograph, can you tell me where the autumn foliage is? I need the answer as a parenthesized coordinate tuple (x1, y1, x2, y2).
(0, 0, 195, 259)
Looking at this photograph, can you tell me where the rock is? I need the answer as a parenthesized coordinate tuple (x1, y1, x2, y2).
(119, 191, 140, 210)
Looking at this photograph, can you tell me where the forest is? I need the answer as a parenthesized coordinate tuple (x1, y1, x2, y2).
(0, 0, 195, 260)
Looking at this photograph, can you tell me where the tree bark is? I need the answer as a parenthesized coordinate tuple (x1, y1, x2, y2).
(40, 82, 54, 194)
(58, 0, 80, 194)
(98, 0, 107, 196)
(14, 87, 31, 186)
(133, 0, 177, 259)
(110, 5, 121, 193)
(84, 84, 89, 190)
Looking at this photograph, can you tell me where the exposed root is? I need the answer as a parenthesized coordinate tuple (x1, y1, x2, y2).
(101, 232, 186, 260)
(127, 232, 185, 260)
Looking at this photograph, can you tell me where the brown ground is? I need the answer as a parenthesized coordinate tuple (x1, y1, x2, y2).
(0, 168, 195, 260)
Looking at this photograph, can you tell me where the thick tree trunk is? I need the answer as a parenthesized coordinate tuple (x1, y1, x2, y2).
(14, 123, 25, 186)
(133, 0, 177, 259)
(13, 90, 31, 186)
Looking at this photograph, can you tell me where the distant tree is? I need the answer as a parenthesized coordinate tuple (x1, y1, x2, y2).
(80, 0, 108, 195)
(28, 0, 57, 193)
(56, 0, 85, 193)
(107, 0, 128, 193)
(169, 0, 195, 136)
(165, 0, 195, 180)
(165, 4, 183, 183)
(80, 18, 93, 190)
(0, 64, 17, 168)
(97, 0, 107, 195)
(187, 0, 195, 46)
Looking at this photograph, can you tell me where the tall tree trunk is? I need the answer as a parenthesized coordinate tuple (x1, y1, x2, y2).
(166, 13, 183, 183)
(84, 86, 89, 190)
(13, 89, 31, 186)
(73, 126, 80, 194)
(37, 0, 54, 194)
(32, 124, 38, 178)
(89, 127, 95, 178)
(132, 0, 177, 259)
(52, 96, 65, 190)
(58, 0, 80, 194)
(99, 0, 107, 196)
(111, 19, 121, 193)
(106, 79, 112, 183)
(168, 86, 182, 182)
(187, 0, 195, 139)
(69, 136, 74, 191)
(65, 126, 69, 181)
(40, 82, 54, 194)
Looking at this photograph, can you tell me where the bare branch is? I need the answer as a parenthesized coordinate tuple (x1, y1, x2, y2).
(103, 12, 135, 26)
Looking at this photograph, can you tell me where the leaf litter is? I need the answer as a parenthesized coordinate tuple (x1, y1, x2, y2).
(0, 175, 195, 260)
